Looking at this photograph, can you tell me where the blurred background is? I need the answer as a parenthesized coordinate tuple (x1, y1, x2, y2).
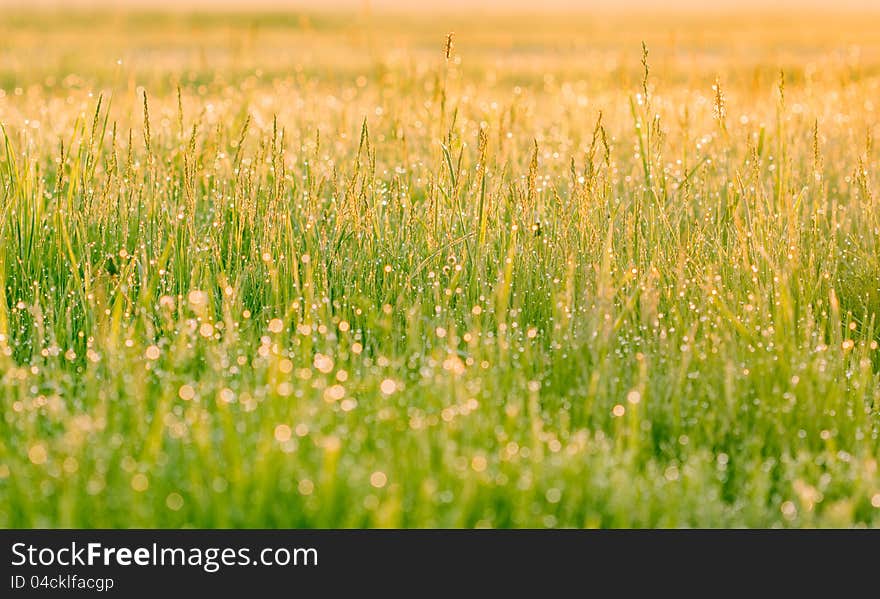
(1, 0, 878, 11)
(2, 0, 879, 123)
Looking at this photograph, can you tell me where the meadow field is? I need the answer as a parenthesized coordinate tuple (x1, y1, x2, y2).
(1, 8, 880, 527)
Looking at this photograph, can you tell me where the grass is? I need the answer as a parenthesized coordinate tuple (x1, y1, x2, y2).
(1, 9, 880, 527)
